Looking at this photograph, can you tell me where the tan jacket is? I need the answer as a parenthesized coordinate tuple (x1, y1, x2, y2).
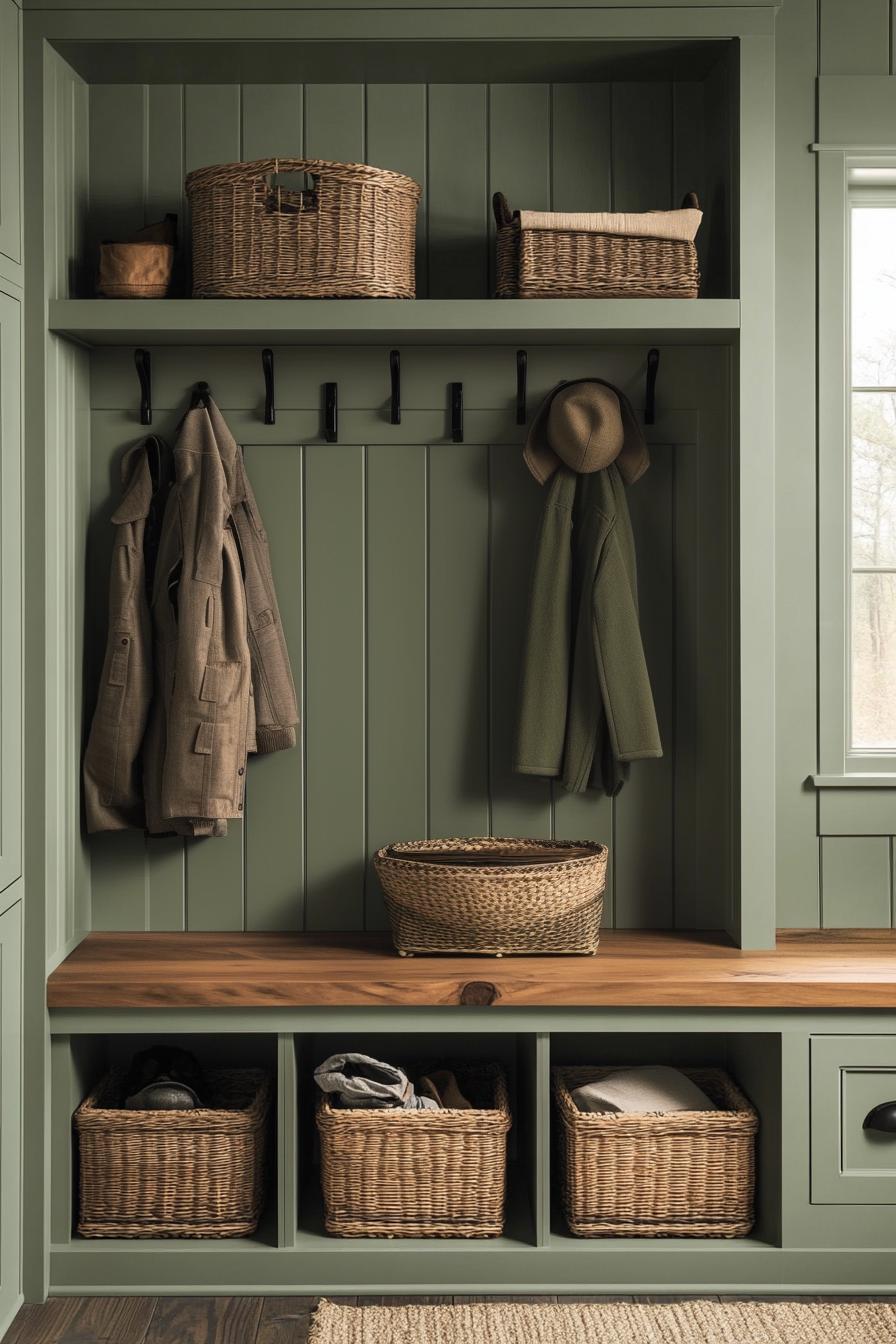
(83, 435, 170, 832)
(144, 400, 298, 835)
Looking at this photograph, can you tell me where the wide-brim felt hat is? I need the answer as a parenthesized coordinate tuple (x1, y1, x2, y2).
(524, 378, 649, 486)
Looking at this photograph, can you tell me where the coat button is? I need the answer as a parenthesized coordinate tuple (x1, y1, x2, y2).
(120, 637, 129, 645)
(238, 802, 243, 811)
(238, 767, 244, 776)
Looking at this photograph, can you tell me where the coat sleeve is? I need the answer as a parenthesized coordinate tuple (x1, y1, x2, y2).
(591, 518, 662, 764)
(515, 473, 574, 779)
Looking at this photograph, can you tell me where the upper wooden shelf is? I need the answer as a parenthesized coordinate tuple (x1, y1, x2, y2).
(45, 929, 896, 1010)
(47, 298, 741, 347)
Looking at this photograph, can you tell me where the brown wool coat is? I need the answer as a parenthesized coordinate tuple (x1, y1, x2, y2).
(83, 435, 170, 833)
(144, 400, 299, 835)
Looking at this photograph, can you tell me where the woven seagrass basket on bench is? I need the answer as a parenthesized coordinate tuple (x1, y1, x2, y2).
(316, 1062, 511, 1238)
(494, 191, 702, 299)
(74, 1067, 271, 1238)
(553, 1066, 758, 1238)
(373, 836, 608, 956)
(186, 157, 422, 298)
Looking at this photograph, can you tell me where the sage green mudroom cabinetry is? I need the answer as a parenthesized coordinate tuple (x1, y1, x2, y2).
(11, 0, 896, 1312)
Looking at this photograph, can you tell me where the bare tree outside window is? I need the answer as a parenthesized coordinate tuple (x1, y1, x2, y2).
(851, 207, 896, 750)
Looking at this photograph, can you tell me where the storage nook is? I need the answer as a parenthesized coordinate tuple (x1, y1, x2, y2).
(0, 0, 891, 1321)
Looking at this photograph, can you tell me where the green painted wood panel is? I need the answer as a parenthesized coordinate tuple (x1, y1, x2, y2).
(818, 788, 896, 835)
(86, 85, 145, 281)
(820, 836, 892, 927)
(243, 446, 305, 932)
(820, 0, 891, 74)
(0, 290, 22, 897)
(427, 85, 488, 298)
(365, 85, 428, 298)
(551, 84, 611, 212)
(303, 445, 366, 930)
(365, 444, 428, 929)
(303, 84, 364, 165)
(611, 82, 673, 211)
(0, 902, 21, 1331)
(0, 0, 21, 271)
(488, 84, 550, 291)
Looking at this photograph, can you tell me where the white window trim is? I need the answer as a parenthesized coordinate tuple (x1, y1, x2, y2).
(818, 151, 896, 778)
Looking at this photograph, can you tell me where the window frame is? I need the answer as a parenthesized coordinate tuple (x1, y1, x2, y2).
(818, 152, 896, 776)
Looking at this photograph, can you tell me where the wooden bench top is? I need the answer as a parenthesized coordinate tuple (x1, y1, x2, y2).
(45, 929, 896, 1010)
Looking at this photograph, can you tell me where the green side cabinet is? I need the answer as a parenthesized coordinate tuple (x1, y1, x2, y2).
(0, 288, 21, 896)
(0, 900, 22, 1337)
(811, 1036, 896, 1205)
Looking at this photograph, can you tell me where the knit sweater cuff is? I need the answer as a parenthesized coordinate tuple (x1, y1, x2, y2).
(255, 724, 297, 754)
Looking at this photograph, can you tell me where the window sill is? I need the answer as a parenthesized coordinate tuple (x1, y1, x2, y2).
(810, 773, 896, 788)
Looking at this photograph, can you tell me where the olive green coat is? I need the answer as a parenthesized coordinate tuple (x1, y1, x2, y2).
(515, 463, 662, 796)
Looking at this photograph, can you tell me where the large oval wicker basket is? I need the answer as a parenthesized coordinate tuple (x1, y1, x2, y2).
(374, 836, 607, 956)
(186, 157, 422, 298)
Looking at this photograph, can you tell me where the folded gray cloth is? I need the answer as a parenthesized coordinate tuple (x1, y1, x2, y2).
(571, 1065, 716, 1115)
(314, 1053, 439, 1110)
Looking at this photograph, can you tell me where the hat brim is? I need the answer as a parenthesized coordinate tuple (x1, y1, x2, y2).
(523, 378, 649, 486)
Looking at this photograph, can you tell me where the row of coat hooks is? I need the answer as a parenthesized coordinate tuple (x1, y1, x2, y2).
(133, 346, 661, 438)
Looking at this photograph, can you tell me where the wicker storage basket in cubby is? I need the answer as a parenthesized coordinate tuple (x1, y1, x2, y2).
(494, 191, 702, 299)
(186, 157, 422, 298)
(553, 1066, 758, 1238)
(316, 1063, 511, 1238)
(74, 1067, 271, 1238)
(373, 836, 608, 956)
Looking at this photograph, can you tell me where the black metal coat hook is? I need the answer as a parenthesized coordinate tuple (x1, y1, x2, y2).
(134, 348, 152, 425)
(390, 350, 401, 425)
(516, 350, 528, 426)
(645, 348, 660, 426)
(325, 382, 338, 443)
(262, 348, 275, 425)
(450, 382, 464, 443)
(190, 380, 211, 410)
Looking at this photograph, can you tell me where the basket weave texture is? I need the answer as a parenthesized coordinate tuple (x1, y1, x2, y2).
(494, 192, 700, 299)
(185, 158, 422, 298)
(553, 1066, 758, 1238)
(74, 1067, 271, 1238)
(374, 837, 607, 956)
(316, 1063, 511, 1238)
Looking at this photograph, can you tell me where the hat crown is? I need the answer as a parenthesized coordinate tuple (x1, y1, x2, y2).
(547, 383, 624, 473)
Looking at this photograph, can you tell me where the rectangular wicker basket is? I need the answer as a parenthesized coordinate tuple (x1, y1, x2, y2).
(553, 1066, 758, 1238)
(494, 191, 702, 299)
(316, 1063, 511, 1238)
(74, 1067, 271, 1238)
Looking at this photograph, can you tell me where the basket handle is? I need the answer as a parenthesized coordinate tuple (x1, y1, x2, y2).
(493, 191, 514, 228)
(263, 157, 320, 213)
(681, 191, 700, 210)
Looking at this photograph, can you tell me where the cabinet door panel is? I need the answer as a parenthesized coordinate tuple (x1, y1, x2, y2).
(811, 1035, 896, 1204)
(0, 290, 21, 894)
(0, 0, 21, 267)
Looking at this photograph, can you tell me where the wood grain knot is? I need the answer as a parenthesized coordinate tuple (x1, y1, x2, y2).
(459, 980, 499, 1006)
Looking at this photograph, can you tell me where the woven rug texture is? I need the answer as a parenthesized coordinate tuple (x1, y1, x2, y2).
(307, 1297, 896, 1343)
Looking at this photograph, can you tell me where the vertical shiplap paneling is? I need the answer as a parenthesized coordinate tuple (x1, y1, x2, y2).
(145, 86, 185, 294)
(550, 84, 612, 212)
(703, 56, 735, 300)
(303, 445, 366, 930)
(366, 85, 428, 298)
(611, 82, 673, 211)
(428, 443, 490, 836)
(614, 448, 676, 928)
(672, 81, 709, 287)
(488, 85, 551, 292)
(488, 443, 553, 838)
(365, 446, 428, 929)
(303, 84, 365, 163)
(182, 85, 246, 931)
(243, 445, 305, 932)
(819, 0, 891, 73)
(241, 84, 304, 197)
(86, 85, 146, 271)
(427, 85, 488, 298)
(821, 836, 892, 927)
(146, 840, 185, 931)
(671, 439, 700, 928)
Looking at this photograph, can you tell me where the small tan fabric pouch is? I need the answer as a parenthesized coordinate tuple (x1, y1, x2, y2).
(97, 213, 177, 298)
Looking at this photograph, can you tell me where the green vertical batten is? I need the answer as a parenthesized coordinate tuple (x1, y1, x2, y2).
(303, 445, 366, 931)
(0, 902, 22, 1335)
(427, 85, 488, 298)
(428, 443, 490, 837)
(242, 445, 305, 933)
(611, 82, 673, 211)
(303, 84, 364, 165)
(276, 1034, 298, 1248)
(487, 84, 550, 291)
(0, 0, 22, 274)
(550, 84, 612, 212)
(365, 85, 428, 297)
(365, 444, 428, 929)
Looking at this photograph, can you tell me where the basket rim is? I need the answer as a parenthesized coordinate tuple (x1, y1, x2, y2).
(186, 156, 422, 198)
(74, 1065, 272, 1126)
(552, 1065, 759, 1128)
(375, 836, 607, 874)
(316, 1062, 511, 1128)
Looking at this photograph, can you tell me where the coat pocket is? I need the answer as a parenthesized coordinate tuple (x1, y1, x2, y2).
(191, 660, 250, 813)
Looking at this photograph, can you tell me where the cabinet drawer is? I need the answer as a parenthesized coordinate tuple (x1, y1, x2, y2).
(811, 1036, 896, 1204)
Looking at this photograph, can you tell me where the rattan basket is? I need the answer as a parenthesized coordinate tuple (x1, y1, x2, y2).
(373, 837, 607, 956)
(186, 157, 422, 298)
(494, 191, 701, 299)
(553, 1066, 758, 1238)
(316, 1063, 511, 1238)
(74, 1067, 271, 1238)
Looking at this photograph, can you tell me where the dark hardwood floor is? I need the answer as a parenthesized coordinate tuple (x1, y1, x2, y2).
(3, 1294, 886, 1344)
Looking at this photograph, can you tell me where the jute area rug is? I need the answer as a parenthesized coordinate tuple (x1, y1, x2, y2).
(307, 1297, 896, 1343)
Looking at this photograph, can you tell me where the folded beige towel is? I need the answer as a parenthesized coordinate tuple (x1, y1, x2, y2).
(571, 1065, 716, 1115)
(518, 208, 702, 243)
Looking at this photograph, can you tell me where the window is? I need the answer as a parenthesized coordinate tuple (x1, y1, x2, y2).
(849, 202, 896, 753)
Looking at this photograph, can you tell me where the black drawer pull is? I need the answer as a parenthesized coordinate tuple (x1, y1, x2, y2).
(863, 1101, 896, 1133)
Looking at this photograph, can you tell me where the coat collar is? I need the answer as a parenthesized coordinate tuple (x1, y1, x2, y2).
(111, 435, 169, 524)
